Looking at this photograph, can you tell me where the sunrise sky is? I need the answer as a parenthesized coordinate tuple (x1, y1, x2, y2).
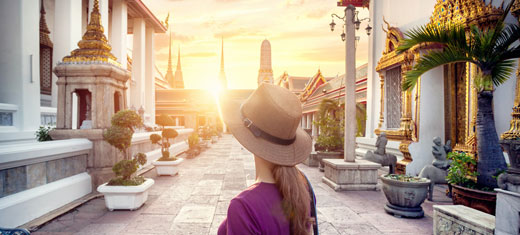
(141, 0, 369, 90)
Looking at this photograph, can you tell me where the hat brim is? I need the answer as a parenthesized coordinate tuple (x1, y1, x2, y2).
(220, 97, 312, 166)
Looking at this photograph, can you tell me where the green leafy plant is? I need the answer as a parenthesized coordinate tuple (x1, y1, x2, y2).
(396, 3, 519, 189)
(108, 152, 147, 186)
(103, 110, 146, 186)
(150, 114, 178, 161)
(314, 99, 344, 152)
(188, 132, 200, 149)
(384, 174, 429, 182)
(104, 110, 143, 159)
(200, 125, 212, 140)
(36, 126, 53, 142)
(446, 151, 479, 188)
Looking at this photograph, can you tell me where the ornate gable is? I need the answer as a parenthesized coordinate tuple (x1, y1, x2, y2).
(428, 0, 503, 29)
(300, 70, 327, 101)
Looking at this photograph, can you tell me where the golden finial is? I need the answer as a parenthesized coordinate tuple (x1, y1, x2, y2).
(382, 16, 390, 33)
(62, 0, 119, 65)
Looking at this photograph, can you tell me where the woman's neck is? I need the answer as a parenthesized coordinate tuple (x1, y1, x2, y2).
(254, 155, 276, 184)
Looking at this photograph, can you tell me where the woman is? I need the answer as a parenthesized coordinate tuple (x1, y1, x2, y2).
(218, 83, 316, 235)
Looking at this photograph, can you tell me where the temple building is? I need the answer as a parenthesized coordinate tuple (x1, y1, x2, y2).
(258, 39, 274, 86)
(359, 0, 520, 175)
(0, 0, 181, 228)
(155, 38, 253, 129)
(285, 65, 368, 143)
(276, 71, 336, 96)
(0, 0, 166, 143)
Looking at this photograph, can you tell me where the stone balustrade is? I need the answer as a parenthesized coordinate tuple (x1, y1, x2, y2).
(433, 205, 495, 235)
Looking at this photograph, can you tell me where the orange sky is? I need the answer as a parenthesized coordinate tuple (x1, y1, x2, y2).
(142, 0, 369, 90)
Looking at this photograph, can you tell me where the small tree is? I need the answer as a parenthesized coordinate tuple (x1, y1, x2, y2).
(108, 152, 147, 186)
(104, 110, 143, 160)
(314, 99, 344, 152)
(103, 110, 146, 186)
(150, 114, 178, 161)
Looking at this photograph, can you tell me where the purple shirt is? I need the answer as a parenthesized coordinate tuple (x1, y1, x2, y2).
(218, 182, 290, 235)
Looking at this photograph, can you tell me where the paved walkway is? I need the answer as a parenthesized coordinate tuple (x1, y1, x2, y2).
(34, 134, 451, 234)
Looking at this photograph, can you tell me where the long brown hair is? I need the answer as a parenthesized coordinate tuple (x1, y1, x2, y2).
(272, 165, 311, 235)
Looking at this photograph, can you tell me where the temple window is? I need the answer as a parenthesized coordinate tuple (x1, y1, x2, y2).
(114, 91, 122, 114)
(75, 89, 92, 129)
(385, 66, 402, 129)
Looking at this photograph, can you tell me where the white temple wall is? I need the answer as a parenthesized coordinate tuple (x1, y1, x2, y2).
(407, 68, 445, 175)
(0, 0, 41, 142)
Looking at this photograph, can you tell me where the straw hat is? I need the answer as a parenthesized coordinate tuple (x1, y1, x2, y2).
(221, 83, 312, 166)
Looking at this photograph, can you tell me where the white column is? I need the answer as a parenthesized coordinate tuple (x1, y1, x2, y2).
(89, 0, 109, 40)
(110, 0, 127, 69)
(306, 113, 312, 129)
(52, 0, 82, 109)
(312, 112, 318, 138)
(131, 18, 146, 109)
(302, 115, 306, 128)
(145, 26, 155, 124)
(0, 0, 41, 142)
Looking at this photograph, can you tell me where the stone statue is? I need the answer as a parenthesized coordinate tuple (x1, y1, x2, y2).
(419, 137, 452, 201)
(363, 132, 397, 174)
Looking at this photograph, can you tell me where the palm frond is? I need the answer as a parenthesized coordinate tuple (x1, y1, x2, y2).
(493, 24, 520, 56)
(491, 59, 516, 86)
(500, 45, 520, 61)
(396, 24, 468, 54)
(402, 45, 475, 90)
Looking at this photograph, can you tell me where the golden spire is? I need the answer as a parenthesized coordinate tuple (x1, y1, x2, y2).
(62, 0, 118, 65)
(39, 0, 53, 48)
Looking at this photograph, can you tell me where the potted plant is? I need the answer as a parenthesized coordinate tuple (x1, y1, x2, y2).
(397, 4, 518, 212)
(211, 127, 218, 143)
(150, 114, 183, 176)
(200, 125, 212, 148)
(446, 151, 497, 215)
(187, 132, 201, 158)
(97, 110, 154, 211)
(380, 174, 430, 218)
(314, 99, 344, 172)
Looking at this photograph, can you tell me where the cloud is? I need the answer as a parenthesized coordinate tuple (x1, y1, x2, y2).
(286, 0, 304, 7)
(305, 8, 330, 19)
(185, 52, 217, 58)
(154, 32, 195, 49)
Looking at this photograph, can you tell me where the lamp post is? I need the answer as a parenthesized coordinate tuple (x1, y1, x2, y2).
(330, 5, 371, 162)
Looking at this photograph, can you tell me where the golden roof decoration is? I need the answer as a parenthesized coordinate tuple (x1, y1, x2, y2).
(62, 0, 119, 65)
(428, 0, 504, 29)
(39, 0, 53, 48)
(512, 0, 520, 18)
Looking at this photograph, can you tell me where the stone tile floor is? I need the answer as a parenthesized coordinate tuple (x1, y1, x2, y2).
(34, 134, 452, 235)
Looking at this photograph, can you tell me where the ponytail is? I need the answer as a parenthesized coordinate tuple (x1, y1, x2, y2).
(272, 165, 311, 235)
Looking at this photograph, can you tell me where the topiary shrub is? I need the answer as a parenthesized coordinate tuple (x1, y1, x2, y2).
(150, 114, 179, 161)
(103, 110, 143, 160)
(103, 110, 146, 186)
(108, 152, 147, 186)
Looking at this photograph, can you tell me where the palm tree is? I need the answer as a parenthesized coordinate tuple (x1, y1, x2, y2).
(396, 3, 520, 189)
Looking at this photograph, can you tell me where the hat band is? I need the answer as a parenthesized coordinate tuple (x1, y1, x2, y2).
(242, 117, 296, 146)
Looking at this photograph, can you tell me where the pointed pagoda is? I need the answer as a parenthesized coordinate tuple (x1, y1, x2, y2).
(218, 38, 227, 90)
(165, 31, 175, 88)
(173, 46, 184, 88)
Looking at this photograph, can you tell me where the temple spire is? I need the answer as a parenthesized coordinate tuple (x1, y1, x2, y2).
(165, 31, 175, 87)
(219, 37, 227, 89)
(62, 0, 118, 65)
(173, 45, 184, 88)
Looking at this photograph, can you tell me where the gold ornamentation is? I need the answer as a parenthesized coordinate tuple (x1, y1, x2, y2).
(512, 0, 520, 18)
(428, 0, 503, 29)
(39, 0, 52, 48)
(62, 0, 119, 66)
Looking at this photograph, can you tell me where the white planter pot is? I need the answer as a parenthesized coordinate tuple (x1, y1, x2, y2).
(97, 178, 154, 211)
(152, 158, 184, 176)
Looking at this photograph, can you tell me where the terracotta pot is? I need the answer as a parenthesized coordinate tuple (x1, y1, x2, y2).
(317, 151, 342, 172)
(380, 175, 430, 218)
(451, 184, 496, 215)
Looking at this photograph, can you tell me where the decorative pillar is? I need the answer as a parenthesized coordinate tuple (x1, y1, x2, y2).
(145, 26, 155, 124)
(131, 18, 146, 109)
(110, 0, 127, 70)
(306, 113, 312, 129)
